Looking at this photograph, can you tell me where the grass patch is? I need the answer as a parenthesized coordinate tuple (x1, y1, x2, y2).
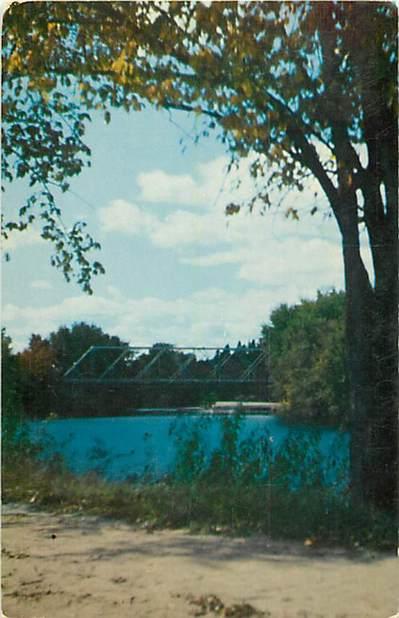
(2, 413, 396, 552)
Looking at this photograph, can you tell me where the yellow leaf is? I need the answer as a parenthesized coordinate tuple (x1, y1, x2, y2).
(242, 81, 253, 97)
(7, 50, 23, 73)
(111, 51, 127, 74)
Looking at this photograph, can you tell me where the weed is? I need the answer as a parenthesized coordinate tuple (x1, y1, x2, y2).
(2, 415, 396, 551)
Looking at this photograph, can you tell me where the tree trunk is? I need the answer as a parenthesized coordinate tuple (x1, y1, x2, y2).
(360, 117, 398, 515)
(341, 232, 374, 504)
(341, 219, 398, 517)
(366, 245, 398, 514)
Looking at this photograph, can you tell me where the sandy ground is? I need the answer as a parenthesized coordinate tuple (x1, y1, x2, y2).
(1, 504, 398, 618)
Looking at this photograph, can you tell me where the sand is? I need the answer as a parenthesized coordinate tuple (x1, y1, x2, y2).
(1, 503, 398, 618)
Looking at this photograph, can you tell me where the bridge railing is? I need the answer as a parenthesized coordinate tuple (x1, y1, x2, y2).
(63, 345, 271, 385)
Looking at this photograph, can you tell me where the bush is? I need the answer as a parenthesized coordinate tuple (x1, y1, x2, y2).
(2, 414, 396, 551)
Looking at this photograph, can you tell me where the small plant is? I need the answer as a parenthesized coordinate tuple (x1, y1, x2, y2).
(2, 414, 396, 551)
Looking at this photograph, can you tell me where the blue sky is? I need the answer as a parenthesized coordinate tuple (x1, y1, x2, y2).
(2, 106, 348, 352)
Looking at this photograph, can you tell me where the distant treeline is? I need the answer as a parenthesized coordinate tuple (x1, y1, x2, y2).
(2, 290, 349, 426)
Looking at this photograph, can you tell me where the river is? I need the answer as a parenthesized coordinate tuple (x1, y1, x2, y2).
(29, 412, 349, 488)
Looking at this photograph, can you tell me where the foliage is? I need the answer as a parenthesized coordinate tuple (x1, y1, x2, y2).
(170, 416, 209, 484)
(1, 330, 32, 457)
(2, 2, 397, 290)
(16, 328, 267, 418)
(17, 333, 58, 418)
(2, 415, 395, 551)
(170, 414, 347, 492)
(11, 300, 349, 424)
(16, 322, 127, 418)
(263, 290, 349, 425)
(48, 321, 127, 376)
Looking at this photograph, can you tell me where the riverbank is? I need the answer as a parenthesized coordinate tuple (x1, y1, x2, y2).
(2, 503, 398, 618)
(125, 403, 283, 416)
(4, 431, 395, 552)
(40, 402, 284, 419)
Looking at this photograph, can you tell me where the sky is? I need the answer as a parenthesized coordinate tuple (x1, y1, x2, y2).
(2, 105, 349, 353)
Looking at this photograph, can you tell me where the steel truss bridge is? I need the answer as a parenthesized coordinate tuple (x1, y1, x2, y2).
(64, 345, 269, 386)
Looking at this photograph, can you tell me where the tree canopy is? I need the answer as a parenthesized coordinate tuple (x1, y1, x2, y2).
(14, 323, 266, 419)
(2, 1, 397, 512)
(3, 2, 396, 288)
(1, 329, 25, 454)
(9, 303, 347, 423)
(16, 322, 127, 417)
(263, 290, 348, 425)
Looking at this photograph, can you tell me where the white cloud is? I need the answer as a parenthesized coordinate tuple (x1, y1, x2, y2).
(137, 155, 265, 209)
(181, 251, 240, 267)
(237, 237, 342, 285)
(183, 236, 343, 293)
(2, 296, 117, 328)
(99, 163, 345, 292)
(98, 198, 231, 248)
(3, 275, 342, 354)
(31, 280, 53, 290)
(106, 285, 124, 300)
(148, 209, 228, 248)
(1, 228, 44, 251)
(100, 153, 337, 254)
(137, 170, 201, 205)
(98, 199, 156, 235)
(2, 294, 123, 351)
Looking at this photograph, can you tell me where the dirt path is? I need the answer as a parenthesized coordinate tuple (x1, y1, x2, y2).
(1, 504, 398, 618)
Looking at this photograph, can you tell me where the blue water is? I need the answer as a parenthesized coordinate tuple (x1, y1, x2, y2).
(29, 413, 349, 488)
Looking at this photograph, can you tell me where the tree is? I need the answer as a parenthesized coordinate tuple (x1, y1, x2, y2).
(16, 323, 127, 418)
(2, 2, 397, 513)
(263, 290, 349, 425)
(48, 322, 129, 416)
(18, 333, 58, 418)
(1, 329, 26, 454)
(48, 321, 126, 376)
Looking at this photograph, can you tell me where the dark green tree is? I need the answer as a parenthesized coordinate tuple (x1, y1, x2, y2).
(48, 321, 126, 376)
(48, 322, 128, 416)
(1, 329, 27, 454)
(2, 2, 397, 513)
(17, 323, 127, 418)
(18, 333, 57, 418)
(263, 290, 349, 426)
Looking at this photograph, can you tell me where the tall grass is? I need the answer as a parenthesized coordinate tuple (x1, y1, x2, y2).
(2, 415, 396, 551)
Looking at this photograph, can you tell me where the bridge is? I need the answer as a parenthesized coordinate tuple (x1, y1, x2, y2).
(64, 344, 270, 386)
